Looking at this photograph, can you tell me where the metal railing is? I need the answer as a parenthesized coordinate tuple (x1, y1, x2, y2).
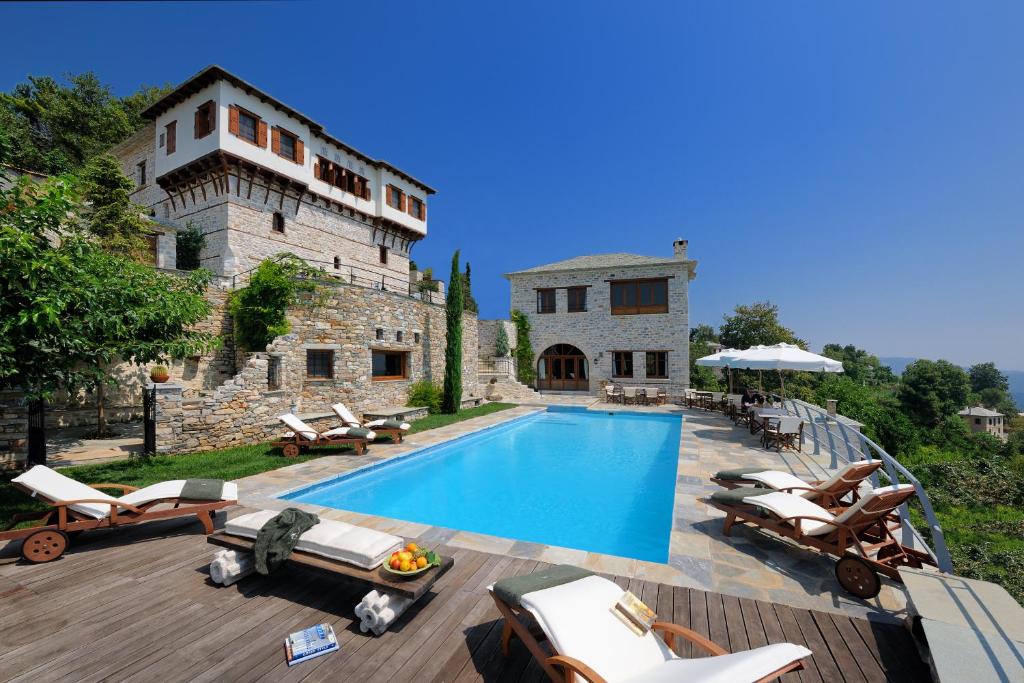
(768, 394, 953, 572)
(229, 254, 444, 304)
(479, 357, 516, 377)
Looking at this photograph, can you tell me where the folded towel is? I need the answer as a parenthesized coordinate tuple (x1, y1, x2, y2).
(181, 478, 225, 501)
(380, 419, 408, 430)
(210, 557, 226, 584)
(714, 467, 773, 481)
(710, 487, 771, 505)
(254, 508, 320, 575)
(346, 426, 372, 439)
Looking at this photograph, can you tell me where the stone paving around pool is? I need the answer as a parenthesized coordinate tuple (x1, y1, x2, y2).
(234, 402, 910, 622)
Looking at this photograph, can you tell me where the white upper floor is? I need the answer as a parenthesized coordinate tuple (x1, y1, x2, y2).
(143, 66, 433, 236)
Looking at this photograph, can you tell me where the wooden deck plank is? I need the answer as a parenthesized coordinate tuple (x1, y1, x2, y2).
(671, 586, 691, 658)
(754, 600, 802, 683)
(792, 607, 845, 683)
(688, 587, 712, 658)
(722, 594, 750, 653)
(810, 610, 868, 683)
(706, 589, 729, 657)
(827, 614, 888, 683)
(773, 602, 822, 683)
(739, 597, 769, 650)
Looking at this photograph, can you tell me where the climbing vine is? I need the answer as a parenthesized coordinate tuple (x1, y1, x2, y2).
(511, 309, 535, 385)
(229, 254, 321, 351)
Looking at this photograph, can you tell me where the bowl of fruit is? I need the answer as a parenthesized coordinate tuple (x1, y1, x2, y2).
(383, 543, 440, 578)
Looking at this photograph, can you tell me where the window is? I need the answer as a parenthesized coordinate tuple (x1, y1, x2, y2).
(136, 160, 146, 187)
(613, 351, 633, 378)
(567, 287, 587, 312)
(315, 156, 370, 199)
(165, 121, 176, 154)
(414, 332, 421, 344)
(396, 331, 403, 342)
(372, 350, 408, 380)
(975, 418, 982, 425)
(610, 278, 669, 315)
(386, 185, 405, 210)
(194, 100, 216, 139)
(376, 328, 384, 341)
(273, 127, 302, 163)
(237, 110, 257, 143)
(306, 350, 334, 379)
(268, 355, 282, 390)
(272, 212, 285, 233)
(537, 288, 556, 314)
(645, 351, 668, 379)
(408, 195, 425, 220)
(333, 256, 341, 270)
(158, 132, 165, 148)
(379, 245, 388, 264)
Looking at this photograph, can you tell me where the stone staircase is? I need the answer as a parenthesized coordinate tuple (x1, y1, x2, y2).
(479, 373, 544, 403)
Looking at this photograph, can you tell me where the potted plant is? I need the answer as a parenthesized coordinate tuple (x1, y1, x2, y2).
(150, 365, 170, 383)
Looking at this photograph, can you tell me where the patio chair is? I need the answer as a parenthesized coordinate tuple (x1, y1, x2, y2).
(489, 569, 811, 683)
(274, 413, 374, 458)
(655, 388, 667, 405)
(705, 484, 936, 598)
(603, 384, 620, 404)
(0, 465, 237, 563)
(711, 460, 883, 506)
(710, 391, 725, 412)
(622, 387, 638, 405)
(762, 416, 804, 452)
(331, 403, 410, 443)
(726, 394, 743, 420)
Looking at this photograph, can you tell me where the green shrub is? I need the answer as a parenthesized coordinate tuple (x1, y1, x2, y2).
(408, 380, 442, 414)
(229, 254, 320, 351)
(175, 221, 206, 271)
(511, 309, 535, 385)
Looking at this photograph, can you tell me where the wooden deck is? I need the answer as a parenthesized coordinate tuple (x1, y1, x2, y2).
(0, 517, 930, 682)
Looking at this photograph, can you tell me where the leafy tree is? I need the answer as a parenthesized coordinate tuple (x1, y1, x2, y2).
(81, 153, 150, 259)
(898, 359, 971, 429)
(511, 309, 535, 385)
(822, 343, 896, 386)
(718, 301, 805, 350)
(441, 250, 464, 414)
(689, 323, 718, 344)
(229, 254, 320, 351)
(495, 324, 510, 357)
(970, 362, 1009, 394)
(0, 72, 170, 174)
(175, 221, 206, 271)
(0, 172, 217, 440)
(689, 341, 723, 390)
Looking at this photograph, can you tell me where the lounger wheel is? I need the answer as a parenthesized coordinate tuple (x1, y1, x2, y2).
(834, 556, 881, 599)
(282, 443, 300, 458)
(21, 529, 69, 564)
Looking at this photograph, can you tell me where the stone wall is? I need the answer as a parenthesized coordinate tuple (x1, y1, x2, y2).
(0, 391, 27, 468)
(478, 319, 516, 358)
(158, 280, 479, 453)
(508, 261, 692, 394)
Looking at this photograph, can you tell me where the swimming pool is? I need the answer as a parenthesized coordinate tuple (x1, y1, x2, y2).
(282, 408, 682, 562)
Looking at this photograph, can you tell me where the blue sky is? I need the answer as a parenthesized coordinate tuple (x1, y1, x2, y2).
(3, 1, 1022, 369)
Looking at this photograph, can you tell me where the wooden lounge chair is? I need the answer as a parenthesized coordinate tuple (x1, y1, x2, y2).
(0, 465, 237, 563)
(331, 403, 410, 443)
(705, 484, 937, 598)
(711, 460, 883, 506)
(761, 415, 804, 452)
(274, 413, 373, 457)
(490, 571, 811, 682)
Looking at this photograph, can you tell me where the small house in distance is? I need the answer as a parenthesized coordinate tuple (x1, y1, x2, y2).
(504, 239, 697, 395)
(958, 405, 1007, 442)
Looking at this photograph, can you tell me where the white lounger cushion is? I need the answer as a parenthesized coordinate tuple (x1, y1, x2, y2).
(744, 484, 917, 537)
(12, 466, 238, 520)
(743, 470, 813, 495)
(520, 575, 810, 683)
(225, 510, 403, 570)
(332, 403, 409, 432)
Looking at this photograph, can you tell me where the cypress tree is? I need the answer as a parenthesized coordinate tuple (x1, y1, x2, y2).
(441, 250, 464, 413)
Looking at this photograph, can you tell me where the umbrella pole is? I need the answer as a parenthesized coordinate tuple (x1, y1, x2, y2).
(727, 367, 733, 394)
(758, 370, 763, 393)
(779, 370, 786, 401)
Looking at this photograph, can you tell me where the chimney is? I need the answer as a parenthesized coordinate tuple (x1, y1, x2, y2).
(673, 238, 688, 260)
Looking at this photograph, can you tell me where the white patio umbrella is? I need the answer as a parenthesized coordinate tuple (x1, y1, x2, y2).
(717, 343, 843, 398)
(694, 348, 741, 393)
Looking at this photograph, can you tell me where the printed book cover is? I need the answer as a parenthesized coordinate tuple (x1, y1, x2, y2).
(284, 623, 339, 666)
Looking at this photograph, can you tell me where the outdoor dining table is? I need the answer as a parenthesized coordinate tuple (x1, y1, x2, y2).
(750, 407, 787, 435)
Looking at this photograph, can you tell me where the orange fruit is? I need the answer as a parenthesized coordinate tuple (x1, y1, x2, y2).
(399, 551, 412, 562)
(399, 560, 412, 572)
(405, 542, 419, 553)
(416, 556, 427, 569)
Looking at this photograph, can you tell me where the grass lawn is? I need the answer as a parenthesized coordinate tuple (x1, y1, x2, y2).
(1, 402, 516, 528)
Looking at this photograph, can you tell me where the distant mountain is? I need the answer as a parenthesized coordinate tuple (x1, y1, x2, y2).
(879, 357, 1024, 412)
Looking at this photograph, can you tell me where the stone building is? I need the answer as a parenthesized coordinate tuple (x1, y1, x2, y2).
(958, 405, 1008, 442)
(504, 240, 697, 395)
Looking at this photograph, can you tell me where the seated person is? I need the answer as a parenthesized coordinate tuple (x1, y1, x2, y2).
(741, 388, 762, 408)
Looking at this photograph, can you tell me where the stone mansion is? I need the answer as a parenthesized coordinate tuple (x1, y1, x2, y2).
(503, 240, 697, 395)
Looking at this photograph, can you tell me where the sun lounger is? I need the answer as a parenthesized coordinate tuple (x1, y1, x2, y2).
(274, 413, 374, 457)
(711, 460, 882, 506)
(489, 569, 811, 682)
(0, 465, 237, 563)
(331, 403, 410, 443)
(705, 483, 937, 598)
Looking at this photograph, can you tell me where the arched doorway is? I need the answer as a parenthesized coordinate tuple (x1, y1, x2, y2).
(536, 344, 589, 391)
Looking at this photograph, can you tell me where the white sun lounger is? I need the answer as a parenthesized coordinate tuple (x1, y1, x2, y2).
(274, 413, 375, 457)
(491, 574, 810, 682)
(332, 403, 410, 442)
(224, 510, 403, 570)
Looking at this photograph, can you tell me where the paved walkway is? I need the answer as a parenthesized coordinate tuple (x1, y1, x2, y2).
(46, 422, 144, 467)
(236, 404, 911, 621)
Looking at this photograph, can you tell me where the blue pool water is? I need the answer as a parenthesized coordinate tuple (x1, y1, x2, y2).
(282, 408, 682, 562)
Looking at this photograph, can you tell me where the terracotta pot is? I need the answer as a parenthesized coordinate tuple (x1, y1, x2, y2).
(150, 368, 169, 383)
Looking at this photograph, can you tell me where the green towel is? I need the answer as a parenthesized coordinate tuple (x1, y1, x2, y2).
(493, 564, 593, 607)
(714, 467, 770, 481)
(380, 419, 407, 430)
(254, 508, 320, 575)
(710, 487, 771, 505)
(180, 479, 224, 501)
(346, 426, 372, 439)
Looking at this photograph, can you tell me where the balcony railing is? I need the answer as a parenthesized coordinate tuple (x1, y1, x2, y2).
(771, 395, 953, 572)
(479, 357, 516, 377)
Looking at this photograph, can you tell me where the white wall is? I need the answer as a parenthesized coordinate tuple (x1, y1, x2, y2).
(153, 82, 221, 178)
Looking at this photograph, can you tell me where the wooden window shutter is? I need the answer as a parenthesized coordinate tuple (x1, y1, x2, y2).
(295, 139, 304, 165)
(313, 159, 320, 179)
(228, 105, 240, 136)
(399, 192, 406, 212)
(194, 108, 203, 139)
(422, 201, 427, 221)
(271, 127, 280, 155)
(364, 184, 371, 201)
(166, 121, 176, 154)
(257, 120, 267, 148)
(386, 185, 393, 205)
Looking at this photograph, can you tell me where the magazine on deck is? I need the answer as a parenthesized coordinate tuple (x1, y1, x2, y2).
(611, 591, 657, 636)
(284, 623, 339, 666)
